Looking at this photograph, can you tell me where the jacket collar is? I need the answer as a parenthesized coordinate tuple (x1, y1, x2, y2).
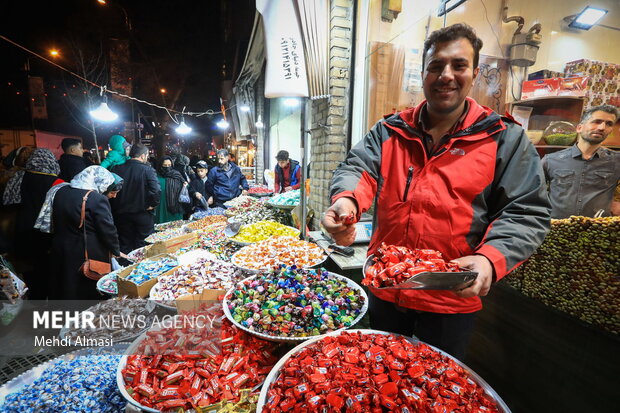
(385, 97, 504, 142)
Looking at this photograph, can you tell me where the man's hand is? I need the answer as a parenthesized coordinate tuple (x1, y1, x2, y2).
(146, 206, 154, 211)
(451, 255, 494, 298)
(208, 196, 213, 205)
(242, 190, 248, 195)
(321, 197, 358, 246)
(196, 193, 203, 200)
(284, 186, 293, 192)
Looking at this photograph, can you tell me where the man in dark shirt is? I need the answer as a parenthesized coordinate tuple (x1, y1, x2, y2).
(274, 150, 301, 193)
(110, 144, 161, 253)
(542, 105, 620, 218)
(58, 138, 88, 182)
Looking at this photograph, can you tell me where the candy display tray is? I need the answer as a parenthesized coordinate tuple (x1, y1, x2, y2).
(230, 250, 327, 274)
(255, 329, 511, 412)
(0, 343, 130, 406)
(223, 272, 368, 343)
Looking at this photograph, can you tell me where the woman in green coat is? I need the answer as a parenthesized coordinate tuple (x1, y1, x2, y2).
(155, 156, 184, 223)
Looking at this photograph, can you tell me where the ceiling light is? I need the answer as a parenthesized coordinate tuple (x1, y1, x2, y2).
(217, 119, 229, 129)
(239, 105, 250, 112)
(568, 6, 607, 30)
(255, 115, 264, 129)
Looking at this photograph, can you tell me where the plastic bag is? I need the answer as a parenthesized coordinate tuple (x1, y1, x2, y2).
(179, 185, 191, 204)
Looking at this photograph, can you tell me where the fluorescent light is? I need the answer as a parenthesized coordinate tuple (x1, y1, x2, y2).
(176, 121, 192, 135)
(239, 105, 250, 112)
(569, 6, 607, 30)
(216, 119, 229, 129)
(89, 102, 118, 122)
(255, 115, 264, 129)
(283, 98, 299, 107)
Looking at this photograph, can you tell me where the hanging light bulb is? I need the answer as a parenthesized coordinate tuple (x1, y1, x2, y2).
(255, 115, 264, 129)
(90, 87, 118, 122)
(176, 120, 192, 135)
(216, 119, 229, 129)
(239, 104, 250, 112)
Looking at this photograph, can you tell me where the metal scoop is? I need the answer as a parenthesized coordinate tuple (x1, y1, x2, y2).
(224, 221, 242, 238)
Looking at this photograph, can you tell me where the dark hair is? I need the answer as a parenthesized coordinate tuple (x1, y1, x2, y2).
(129, 143, 149, 158)
(580, 105, 619, 123)
(217, 149, 229, 158)
(276, 150, 289, 161)
(61, 138, 82, 153)
(423, 23, 483, 69)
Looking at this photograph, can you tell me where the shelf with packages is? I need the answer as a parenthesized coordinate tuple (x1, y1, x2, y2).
(509, 96, 620, 156)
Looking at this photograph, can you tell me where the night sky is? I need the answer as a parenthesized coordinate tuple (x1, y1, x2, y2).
(0, 0, 252, 151)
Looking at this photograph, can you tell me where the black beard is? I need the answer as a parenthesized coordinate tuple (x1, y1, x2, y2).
(580, 132, 606, 144)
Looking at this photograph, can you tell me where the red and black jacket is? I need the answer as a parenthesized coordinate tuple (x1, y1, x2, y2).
(330, 98, 551, 313)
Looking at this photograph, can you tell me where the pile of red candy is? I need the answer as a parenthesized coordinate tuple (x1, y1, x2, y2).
(264, 332, 500, 412)
(363, 243, 461, 288)
(248, 186, 273, 194)
(121, 316, 279, 411)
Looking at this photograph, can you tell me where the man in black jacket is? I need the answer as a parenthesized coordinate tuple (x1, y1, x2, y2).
(110, 144, 161, 253)
(58, 138, 89, 182)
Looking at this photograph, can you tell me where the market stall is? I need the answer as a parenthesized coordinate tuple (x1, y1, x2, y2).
(0, 205, 511, 412)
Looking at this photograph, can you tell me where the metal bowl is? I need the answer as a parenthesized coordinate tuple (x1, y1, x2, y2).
(222, 271, 368, 343)
(96, 270, 122, 296)
(255, 329, 511, 413)
(230, 248, 327, 274)
(248, 192, 273, 198)
(266, 202, 297, 210)
(227, 224, 300, 247)
(147, 281, 177, 311)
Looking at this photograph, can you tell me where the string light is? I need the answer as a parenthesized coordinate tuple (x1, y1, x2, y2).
(0, 34, 237, 120)
(176, 120, 192, 135)
(216, 119, 229, 129)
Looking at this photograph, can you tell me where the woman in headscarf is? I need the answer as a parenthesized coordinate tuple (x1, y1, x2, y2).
(154, 156, 185, 224)
(100, 134, 130, 170)
(47, 166, 122, 300)
(0, 146, 35, 199)
(6, 149, 60, 299)
(174, 153, 195, 219)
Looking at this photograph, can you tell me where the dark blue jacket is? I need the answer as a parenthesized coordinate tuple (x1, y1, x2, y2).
(205, 162, 249, 206)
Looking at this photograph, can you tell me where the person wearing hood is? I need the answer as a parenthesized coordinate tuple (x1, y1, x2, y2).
(5, 148, 60, 299)
(0, 146, 34, 199)
(100, 134, 130, 170)
(154, 156, 185, 224)
(189, 160, 210, 212)
(41, 166, 122, 300)
(173, 153, 195, 218)
(58, 138, 89, 182)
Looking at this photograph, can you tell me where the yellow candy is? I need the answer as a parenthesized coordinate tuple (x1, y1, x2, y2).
(231, 220, 299, 243)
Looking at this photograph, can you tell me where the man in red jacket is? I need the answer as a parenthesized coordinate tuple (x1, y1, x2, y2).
(322, 23, 551, 358)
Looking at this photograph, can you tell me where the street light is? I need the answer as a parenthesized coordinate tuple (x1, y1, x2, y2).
(49, 49, 60, 58)
(216, 119, 229, 130)
(96, 0, 132, 31)
(160, 88, 167, 94)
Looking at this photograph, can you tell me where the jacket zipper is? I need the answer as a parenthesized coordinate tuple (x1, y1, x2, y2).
(403, 166, 414, 201)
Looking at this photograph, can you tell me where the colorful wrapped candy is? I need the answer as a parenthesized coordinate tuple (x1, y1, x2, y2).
(191, 207, 227, 219)
(198, 222, 242, 261)
(154, 220, 187, 232)
(226, 266, 365, 338)
(125, 256, 178, 285)
(186, 215, 228, 231)
(145, 227, 186, 244)
(232, 236, 325, 271)
(269, 189, 300, 207)
(231, 220, 300, 244)
(1, 350, 125, 412)
(151, 257, 247, 301)
(263, 331, 501, 412)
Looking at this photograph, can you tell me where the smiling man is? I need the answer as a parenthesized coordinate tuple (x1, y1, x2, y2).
(321, 23, 551, 358)
(542, 105, 620, 218)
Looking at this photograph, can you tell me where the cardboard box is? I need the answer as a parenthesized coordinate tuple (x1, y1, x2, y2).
(521, 78, 561, 100)
(558, 76, 589, 97)
(528, 69, 563, 81)
(175, 288, 227, 313)
(565, 59, 620, 81)
(117, 254, 178, 298)
(145, 232, 198, 257)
